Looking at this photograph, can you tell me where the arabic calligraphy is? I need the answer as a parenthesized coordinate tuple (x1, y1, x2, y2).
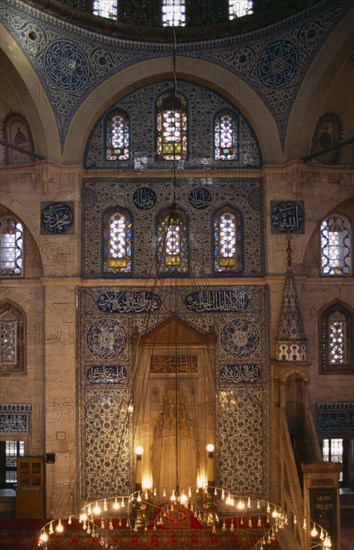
(220, 364, 260, 385)
(133, 187, 156, 210)
(86, 365, 127, 384)
(185, 290, 250, 313)
(41, 202, 73, 234)
(188, 188, 212, 209)
(0, 405, 31, 433)
(271, 201, 304, 233)
(96, 291, 161, 313)
(150, 355, 198, 374)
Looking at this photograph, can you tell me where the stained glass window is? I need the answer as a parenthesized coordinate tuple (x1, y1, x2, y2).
(92, 0, 118, 19)
(320, 304, 353, 374)
(157, 92, 187, 161)
(0, 218, 23, 276)
(214, 111, 238, 160)
(214, 208, 242, 273)
(157, 209, 188, 274)
(229, 1, 253, 19)
(321, 215, 351, 275)
(106, 112, 129, 161)
(103, 209, 132, 274)
(0, 303, 25, 373)
(162, 0, 186, 27)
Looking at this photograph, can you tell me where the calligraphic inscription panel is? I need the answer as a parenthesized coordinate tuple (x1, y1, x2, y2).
(271, 201, 304, 233)
(150, 355, 198, 374)
(310, 489, 337, 546)
(79, 285, 269, 500)
(185, 289, 251, 313)
(86, 365, 127, 385)
(220, 364, 260, 385)
(133, 188, 156, 210)
(96, 291, 161, 314)
(315, 403, 354, 432)
(0, 404, 31, 433)
(41, 202, 74, 234)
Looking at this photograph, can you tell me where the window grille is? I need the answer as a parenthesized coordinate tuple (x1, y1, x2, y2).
(321, 215, 351, 275)
(214, 209, 242, 273)
(106, 112, 129, 161)
(157, 92, 187, 160)
(162, 0, 186, 27)
(103, 210, 132, 274)
(0, 218, 23, 276)
(92, 0, 118, 19)
(229, 1, 253, 19)
(214, 111, 238, 160)
(157, 209, 188, 274)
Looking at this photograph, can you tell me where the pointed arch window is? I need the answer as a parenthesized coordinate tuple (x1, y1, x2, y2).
(0, 218, 23, 276)
(157, 208, 188, 274)
(320, 303, 354, 374)
(229, 1, 253, 19)
(320, 215, 351, 275)
(103, 208, 132, 274)
(157, 92, 187, 161)
(213, 208, 242, 273)
(92, 0, 118, 19)
(162, 0, 186, 27)
(0, 302, 25, 373)
(214, 111, 238, 160)
(2, 112, 34, 165)
(106, 111, 129, 161)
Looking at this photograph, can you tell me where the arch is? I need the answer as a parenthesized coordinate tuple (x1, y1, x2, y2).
(156, 206, 189, 275)
(285, 8, 354, 160)
(0, 24, 61, 162)
(63, 56, 282, 164)
(303, 197, 354, 277)
(213, 108, 239, 161)
(213, 205, 242, 274)
(105, 108, 130, 161)
(156, 89, 188, 160)
(1, 111, 34, 165)
(0, 205, 43, 278)
(102, 206, 132, 274)
(318, 300, 354, 375)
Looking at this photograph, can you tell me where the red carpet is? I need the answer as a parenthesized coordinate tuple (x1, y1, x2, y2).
(0, 516, 281, 549)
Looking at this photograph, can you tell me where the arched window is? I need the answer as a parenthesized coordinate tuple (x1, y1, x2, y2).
(0, 302, 25, 373)
(106, 111, 129, 161)
(0, 218, 23, 276)
(213, 208, 242, 273)
(1, 112, 34, 165)
(157, 92, 187, 161)
(320, 303, 354, 374)
(214, 111, 238, 160)
(162, 0, 186, 27)
(92, 0, 118, 19)
(320, 215, 351, 275)
(157, 208, 188, 274)
(229, 1, 253, 19)
(103, 208, 132, 274)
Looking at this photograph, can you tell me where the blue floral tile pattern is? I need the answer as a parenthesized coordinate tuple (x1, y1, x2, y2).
(45, 41, 90, 91)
